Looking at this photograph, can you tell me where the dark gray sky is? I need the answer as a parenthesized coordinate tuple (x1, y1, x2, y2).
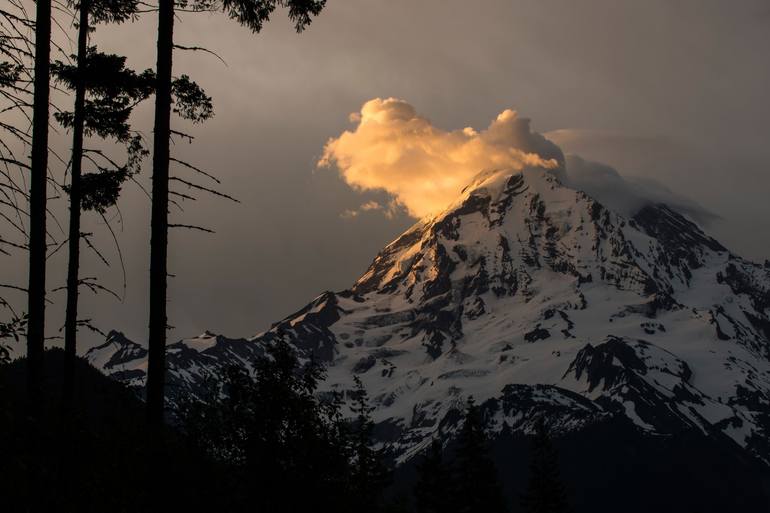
(4, 0, 770, 350)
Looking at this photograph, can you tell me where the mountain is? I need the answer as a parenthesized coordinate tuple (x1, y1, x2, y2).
(87, 167, 770, 469)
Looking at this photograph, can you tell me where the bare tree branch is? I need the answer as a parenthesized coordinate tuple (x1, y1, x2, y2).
(174, 43, 228, 66)
(169, 223, 214, 233)
(170, 176, 239, 203)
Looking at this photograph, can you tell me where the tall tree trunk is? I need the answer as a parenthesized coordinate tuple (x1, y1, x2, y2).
(147, 0, 174, 426)
(27, 0, 52, 401)
(63, 0, 90, 407)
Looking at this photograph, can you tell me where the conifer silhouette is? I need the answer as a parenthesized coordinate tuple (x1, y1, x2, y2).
(52, 0, 153, 406)
(452, 397, 507, 513)
(53, 42, 210, 411)
(0, 2, 32, 375)
(26, 0, 52, 407)
(0, 0, 33, 243)
(182, 341, 355, 512)
(520, 418, 570, 513)
(349, 375, 391, 511)
(414, 439, 453, 513)
(0, 315, 25, 364)
(146, 0, 326, 427)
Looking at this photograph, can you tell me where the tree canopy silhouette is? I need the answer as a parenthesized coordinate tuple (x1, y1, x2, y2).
(26, 0, 53, 407)
(349, 375, 392, 511)
(52, 0, 214, 413)
(520, 419, 570, 513)
(0, 315, 25, 364)
(53, 16, 154, 402)
(182, 340, 365, 512)
(452, 397, 507, 513)
(414, 439, 453, 513)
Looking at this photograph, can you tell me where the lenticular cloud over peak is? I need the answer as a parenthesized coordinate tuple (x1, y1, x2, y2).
(318, 97, 562, 218)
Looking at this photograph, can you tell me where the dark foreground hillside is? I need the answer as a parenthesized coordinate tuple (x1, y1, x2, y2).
(394, 415, 770, 513)
(0, 349, 218, 513)
(2, 349, 770, 513)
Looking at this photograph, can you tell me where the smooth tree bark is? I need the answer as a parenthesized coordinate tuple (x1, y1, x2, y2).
(27, 0, 52, 401)
(63, 0, 91, 407)
(146, 0, 174, 426)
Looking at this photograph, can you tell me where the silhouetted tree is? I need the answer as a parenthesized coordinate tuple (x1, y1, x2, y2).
(53, 0, 153, 405)
(520, 419, 570, 513)
(0, 349, 219, 512)
(348, 375, 391, 511)
(1, 4, 34, 384)
(414, 439, 453, 513)
(146, 0, 326, 427)
(53, 22, 211, 413)
(0, 314, 25, 364)
(182, 341, 354, 512)
(27, 0, 53, 406)
(0, 0, 34, 193)
(452, 397, 507, 513)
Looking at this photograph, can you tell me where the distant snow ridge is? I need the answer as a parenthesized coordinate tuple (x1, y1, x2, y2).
(89, 168, 770, 465)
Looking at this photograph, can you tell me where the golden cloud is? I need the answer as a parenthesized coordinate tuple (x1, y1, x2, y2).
(319, 98, 563, 218)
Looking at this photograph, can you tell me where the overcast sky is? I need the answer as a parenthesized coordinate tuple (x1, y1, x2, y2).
(3, 0, 770, 351)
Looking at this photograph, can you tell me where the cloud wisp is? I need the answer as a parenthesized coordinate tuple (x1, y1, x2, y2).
(554, 155, 718, 224)
(340, 200, 400, 219)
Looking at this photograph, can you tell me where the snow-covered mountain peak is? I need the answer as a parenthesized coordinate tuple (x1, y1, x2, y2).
(88, 166, 770, 465)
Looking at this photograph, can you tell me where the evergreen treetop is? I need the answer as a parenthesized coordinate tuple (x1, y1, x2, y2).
(520, 418, 570, 513)
(453, 397, 507, 513)
(414, 439, 453, 513)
